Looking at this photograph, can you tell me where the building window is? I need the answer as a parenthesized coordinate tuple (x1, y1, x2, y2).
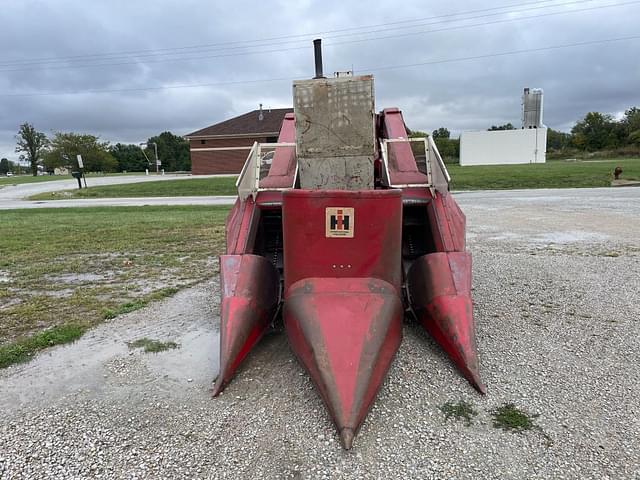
(200, 140, 206, 144)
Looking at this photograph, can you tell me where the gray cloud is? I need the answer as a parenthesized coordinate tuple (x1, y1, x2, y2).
(1, 0, 639, 160)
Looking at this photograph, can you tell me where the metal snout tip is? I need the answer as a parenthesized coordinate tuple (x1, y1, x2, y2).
(339, 428, 355, 450)
(211, 377, 224, 398)
(466, 369, 487, 395)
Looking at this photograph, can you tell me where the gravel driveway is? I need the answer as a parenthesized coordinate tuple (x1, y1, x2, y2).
(1, 187, 638, 479)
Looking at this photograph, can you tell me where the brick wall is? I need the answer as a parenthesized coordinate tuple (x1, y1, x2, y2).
(189, 136, 269, 174)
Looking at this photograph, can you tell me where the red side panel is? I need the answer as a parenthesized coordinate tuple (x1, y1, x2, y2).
(380, 108, 428, 185)
(282, 189, 403, 291)
(212, 254, 279, 396)
(284, 278, 402, 449)
(407, 252, 485, 393)
(260, 113, 297, 189)
(427, 192, 466, 253)
(225, 198, 260, 255)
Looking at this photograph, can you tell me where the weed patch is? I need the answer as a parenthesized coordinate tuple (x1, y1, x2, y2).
(492, 403, 553, 446)
(492, 403, 537, 431)
(102, 287, 180, 319)
(0, 324, 86, 369)
(128, 337, 179, 353)
(439, 400, 477, 426)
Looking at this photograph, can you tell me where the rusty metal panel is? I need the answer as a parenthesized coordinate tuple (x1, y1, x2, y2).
(293, 75, 375, 190)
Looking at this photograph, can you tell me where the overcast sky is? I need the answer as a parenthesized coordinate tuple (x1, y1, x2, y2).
(1, 0, 639, 161)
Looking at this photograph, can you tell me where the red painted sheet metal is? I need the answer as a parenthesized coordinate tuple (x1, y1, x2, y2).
(284, 277, 403, 449)
(212, 254, 279, 396)
(226, 199, 260, 255)
(260, 113, 297, 189)
(224, 199, 242, 254)
(255, 190, 284, 207)
(427, 192, 466, 253)
(407, 252, 485, 393)
(441, 193, 466, 252)
(282, 189, 402, 292)
(380, 108, 428, 185)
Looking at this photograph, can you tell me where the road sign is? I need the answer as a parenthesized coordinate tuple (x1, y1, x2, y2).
(76, 155, 84, 169)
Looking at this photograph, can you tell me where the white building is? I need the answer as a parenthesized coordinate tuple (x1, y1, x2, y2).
(460, 88, 547, 166)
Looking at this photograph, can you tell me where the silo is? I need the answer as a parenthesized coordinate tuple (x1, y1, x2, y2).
(522, 88, 544, 128)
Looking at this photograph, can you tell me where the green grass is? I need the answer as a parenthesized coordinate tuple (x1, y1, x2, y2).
(0, 205, 229, 368)
(0, 172, 139, 187)
(101, 287, 179, 319)
(29, 177, 238, 200)
(492, 403, 538, 431)
(127, 337, 179, 353)
(439, 400, 477, 426)
(0, 323, 85, 368)
(448, 158, 640, 190)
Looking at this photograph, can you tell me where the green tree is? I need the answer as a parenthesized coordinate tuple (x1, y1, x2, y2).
(15, 123, 49, 176)
(546, 128, 572, 151)
(407, 130, 428, 138)
(432, 127, 450, 139)
(110, 143, 148, 172)
(570, 112, 620, 151)
(145, 131, 190, 172)
(488, 123, 516, 131)
(622, 107, 640, 145)
(0, 158, 9, 175)
(45, 132, 117, 172)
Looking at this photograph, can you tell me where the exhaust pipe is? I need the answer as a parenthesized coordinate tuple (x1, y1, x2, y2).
(313, 38, 325, 79)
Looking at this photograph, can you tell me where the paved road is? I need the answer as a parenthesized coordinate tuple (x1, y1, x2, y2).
(0, 174, 235, 209)
(1, 195, 238, 209)
(1, 184, 638, 210)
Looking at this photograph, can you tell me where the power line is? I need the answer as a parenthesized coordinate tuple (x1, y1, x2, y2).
(0, 0, 633, 73)
(0, 0, 620, 72)
(329, 0, 640, 47)
(2, 34, 638, 98)
(0, 0, 585, 67)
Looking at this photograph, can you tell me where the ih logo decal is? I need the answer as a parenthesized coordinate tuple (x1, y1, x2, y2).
(326, 207, 354, 238)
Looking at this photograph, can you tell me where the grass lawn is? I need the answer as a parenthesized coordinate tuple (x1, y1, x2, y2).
(29, 176, 238, 200)
(0, 205, 229, 368)
(448, 158, 640, 190)
(0, 172, 140, 187)
(26, 159, 640, 199)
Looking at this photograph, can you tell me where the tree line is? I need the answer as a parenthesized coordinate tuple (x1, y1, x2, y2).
(548, 107, 640, 155)
(13, 123, 190, 175)
(408, 106, 640, 162)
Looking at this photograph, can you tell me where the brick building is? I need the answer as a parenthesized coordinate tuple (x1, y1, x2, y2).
(185, 107, 293, 174)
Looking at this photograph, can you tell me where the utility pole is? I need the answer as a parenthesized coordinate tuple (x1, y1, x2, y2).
(140, 142, 160, 174)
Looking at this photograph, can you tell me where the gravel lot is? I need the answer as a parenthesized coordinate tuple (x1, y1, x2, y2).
(1, 187, 639, 479)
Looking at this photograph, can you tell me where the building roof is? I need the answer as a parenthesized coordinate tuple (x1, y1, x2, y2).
(185, 108, 293, 138)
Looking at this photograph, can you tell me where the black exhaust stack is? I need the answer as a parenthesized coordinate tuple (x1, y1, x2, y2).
(313, 39, 325, 79)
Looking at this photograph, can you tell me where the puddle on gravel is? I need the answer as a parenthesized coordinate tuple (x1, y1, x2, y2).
(45, 272, 114, 283)
(0, 283, 220, 413)
(532, 231, 609, 244)
(145, 328, 218, 386)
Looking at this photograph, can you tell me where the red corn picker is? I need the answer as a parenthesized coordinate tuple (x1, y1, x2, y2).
(212, 40, 485, 449)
